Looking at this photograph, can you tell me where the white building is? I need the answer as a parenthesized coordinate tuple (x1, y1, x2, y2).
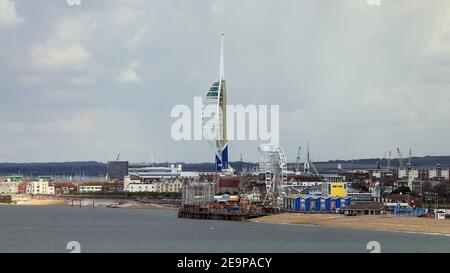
(124, 175, 142, 191)
(48, 186, 55, 195)
(27, 180, 50, 195)
(442, 170, 450, 180)
(127, 183, 157, 193)
(429, 169, 450, 180)
(128, 163, 198, 179)
(5, 176, 23, 182)
(408, 169, 419, 181)
(0, 182, 20, 194)
(398, 169, 408, 179)
(78, 185, 102, 193)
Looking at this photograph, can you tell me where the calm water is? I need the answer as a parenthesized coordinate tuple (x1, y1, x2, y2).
(0, 206, 448, 253)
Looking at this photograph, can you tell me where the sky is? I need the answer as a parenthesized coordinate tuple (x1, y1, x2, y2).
(1, 0, 450, 163)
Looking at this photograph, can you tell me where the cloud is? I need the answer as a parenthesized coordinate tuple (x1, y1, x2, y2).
(425, 7, 450, 58)
(29, 14, 95, 71)
(31, 43, 90, 71)
(125, 26, 150, 50)
(210, 1, 224, 15)
(0, 0, 24, 28)
(2, 1, 450, 162)
(117, 60, 142, 83)
(71, 76, 97, 86)
(60, 112, 97, 136)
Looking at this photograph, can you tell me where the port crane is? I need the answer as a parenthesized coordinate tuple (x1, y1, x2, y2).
(407, 149, 412, 169)
(396, 148, 404, 169)
(305, 143, 321, 178)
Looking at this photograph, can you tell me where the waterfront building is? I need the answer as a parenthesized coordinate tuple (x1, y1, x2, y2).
(129, 163, 181, 178)
(124, 175, 142, 191)
(156, 178, 183, 193)
(128, 183, 157, 193)
(50, 182, 77, 195)
(5, 176, 23, 182)
(48, 185, 55, 195)
(128, 163, 197, 179)
(18, 181, 30, 194)
(102, 181, 124, 192)
(107, 161, 129, 180)
(347, 192, 374, 203)
(27, 180, 50, 195)
(217, 176, 240, 194)
(0, 182, 20, 194)
(322, 182, 348, 197)
(78, 185, 102, 193)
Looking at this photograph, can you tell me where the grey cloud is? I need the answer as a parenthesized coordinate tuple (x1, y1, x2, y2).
(1, 0, 450, 163)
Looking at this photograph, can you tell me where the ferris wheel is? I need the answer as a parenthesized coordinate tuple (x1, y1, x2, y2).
(258, 144, 288, 196)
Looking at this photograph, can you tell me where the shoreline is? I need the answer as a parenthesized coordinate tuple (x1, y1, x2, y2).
(3, 198, 178, 211)
(249, 213, 450, 236)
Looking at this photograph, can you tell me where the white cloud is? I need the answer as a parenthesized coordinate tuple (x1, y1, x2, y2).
(125, 26, 150, 50)
(110, 0, 148, 27)
(3, 1, 450, 162)
(29, 14, 95, 71)
(60, 112, 97, 136)
(31, 43, 90, 71)
(210, 1, 224, 15)
(117, 60, 141, 83)
(71, 76, 96, 86)
(52, 14, 97, 43)
(0, 0, 24, 27)
(425, 7, 450, 57)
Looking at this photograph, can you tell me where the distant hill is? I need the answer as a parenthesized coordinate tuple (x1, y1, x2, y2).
(311, 155, 450, 173)
(0, 161, 107, 177)
(1, 156, 449, 177)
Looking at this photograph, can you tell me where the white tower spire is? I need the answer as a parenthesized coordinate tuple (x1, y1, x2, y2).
(219, 33, 225, 80)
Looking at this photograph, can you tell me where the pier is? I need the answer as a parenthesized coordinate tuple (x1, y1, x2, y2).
(177, 205, 279, 221)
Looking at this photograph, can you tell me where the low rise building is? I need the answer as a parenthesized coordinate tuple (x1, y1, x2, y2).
(5, 176, 23, 182)
(48, 185, 55, 195)
(124, 175, 142, 190)
(18, 181, 31, 194)
(51, 182, 77, 195)
(0, 182, 20, 194)
(128, 163, 198, 179)
(322, 182, 348, 197)
(156, 178, 183, 193)
(78, 185, 102, 193)
(127, 183, 157, 193)
(342, 203, 384, 216)
(395, 179, 422, 195)
(27, 180, 50, 195)
(347, 192, 373, 203)
(217, 176, 240, 194)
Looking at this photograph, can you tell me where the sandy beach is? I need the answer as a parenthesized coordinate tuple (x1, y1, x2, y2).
(16, 199, 69, 206)
(12, 198, 178, 210)
(250, 213, 450, 235)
